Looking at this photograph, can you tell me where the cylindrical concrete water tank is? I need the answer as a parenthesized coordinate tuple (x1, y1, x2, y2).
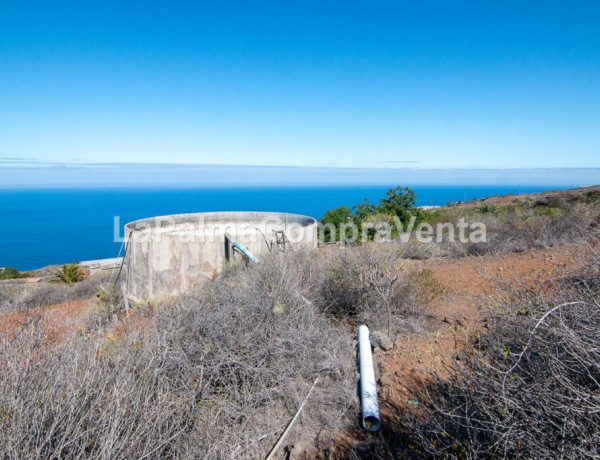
(124, 211, 318, 300)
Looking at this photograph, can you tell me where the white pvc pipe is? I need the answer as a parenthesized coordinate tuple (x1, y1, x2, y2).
(358, 325, 381, 431)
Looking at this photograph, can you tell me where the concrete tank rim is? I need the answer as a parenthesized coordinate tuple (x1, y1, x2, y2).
(125, 211, 317, 234)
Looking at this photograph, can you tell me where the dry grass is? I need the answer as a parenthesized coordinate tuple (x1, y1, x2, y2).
(426, 197, 600, 258)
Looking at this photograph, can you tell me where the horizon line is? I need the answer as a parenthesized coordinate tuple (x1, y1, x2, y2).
(1, 161, 600, 172)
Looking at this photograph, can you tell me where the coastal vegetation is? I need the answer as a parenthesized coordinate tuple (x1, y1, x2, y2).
(0, 271, 110, 315)
(0, 186, 599, 458)
(320, 186, 424, 242)
(320, 185, 600, 259)
(0, 267, 29, 280)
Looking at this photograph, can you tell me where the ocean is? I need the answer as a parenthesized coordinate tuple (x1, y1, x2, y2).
(0, 185, 566, 270)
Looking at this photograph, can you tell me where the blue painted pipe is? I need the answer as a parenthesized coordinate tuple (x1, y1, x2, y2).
(232, 241, 260, 264)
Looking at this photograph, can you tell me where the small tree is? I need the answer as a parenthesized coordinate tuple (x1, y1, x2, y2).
(362, 213, 398, 241)
(320, 206, 353, 243)
(379, 186, 421, 226)
(319, 186, 423, 243)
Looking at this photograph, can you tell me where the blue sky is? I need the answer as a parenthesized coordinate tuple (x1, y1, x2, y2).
(0, 1, 599, 182)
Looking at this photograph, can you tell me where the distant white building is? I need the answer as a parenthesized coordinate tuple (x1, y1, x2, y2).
(80, 258, 123, 275)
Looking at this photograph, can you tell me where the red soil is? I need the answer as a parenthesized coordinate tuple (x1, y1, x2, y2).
(378, 244, 588, 409)
(0, 299, 89, 342)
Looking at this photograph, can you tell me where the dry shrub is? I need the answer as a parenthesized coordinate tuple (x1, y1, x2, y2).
(0, 325, 195, 459)
(1, 271, 114, 314)
(395, 268, 444, 333)
(0, 287, 19, 315)
(415, 286, 599, 457)
(421, 198, 600, 259)
(475, 202, 599, 256)
(0, 250, 356, 459)
(349, 246, 600, 459)
(18, 283, 71, 310)
(318, 244, 434, 335)
(397, 240, 441, 260)
(319, 248, 368, 318)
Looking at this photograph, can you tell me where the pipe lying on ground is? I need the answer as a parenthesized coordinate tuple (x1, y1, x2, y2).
(358, 325, 381, 432)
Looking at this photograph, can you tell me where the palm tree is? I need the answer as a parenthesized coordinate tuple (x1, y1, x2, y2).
(55, 263, 83, 284)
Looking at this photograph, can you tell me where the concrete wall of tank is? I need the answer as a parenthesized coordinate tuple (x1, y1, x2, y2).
(124, 211, 318, 301)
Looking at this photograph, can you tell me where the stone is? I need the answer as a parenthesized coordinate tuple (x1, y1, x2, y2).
(380, 373, 395, 388)
(288, 441, 321, 459)
(379, 362, 390, 374)
(370, 330, 393, 351)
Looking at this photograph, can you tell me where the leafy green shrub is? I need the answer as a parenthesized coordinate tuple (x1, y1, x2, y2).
(318, 186, 423, 243)
(585, 190, 600, 204)
(532, 205, 566, 216)
(379, 186, 423, 226)
(320, 205, 353, 243)
(362, 213, 399, 241)
(0, 267, 29, 280)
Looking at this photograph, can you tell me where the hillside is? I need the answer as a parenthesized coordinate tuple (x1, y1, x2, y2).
(1, 185, 599, 458)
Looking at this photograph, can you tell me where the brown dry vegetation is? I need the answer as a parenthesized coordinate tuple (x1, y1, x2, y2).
(0, 245, 446, 459)
(0, 271, 113, 316)
(1, 186, 600, 459)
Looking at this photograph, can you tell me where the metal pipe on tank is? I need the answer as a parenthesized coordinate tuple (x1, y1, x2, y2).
(358, 325, 381, 431)
(232, 241, 260, 264)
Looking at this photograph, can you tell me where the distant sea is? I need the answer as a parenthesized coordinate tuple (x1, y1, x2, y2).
(0, 185, 568, 270)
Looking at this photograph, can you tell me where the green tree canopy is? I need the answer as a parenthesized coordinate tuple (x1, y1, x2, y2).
(379, 186, 418, 226)
(320, 206, 353, 243)
(352, 199, 378, 223)
(319, 186, 423, 243)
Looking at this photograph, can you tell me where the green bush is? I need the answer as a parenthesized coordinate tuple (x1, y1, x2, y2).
(320, 205, 353, 243)
(0, 267, 29, 280)
(585, 190, 600, 204)
(319, 186, 424, 243)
